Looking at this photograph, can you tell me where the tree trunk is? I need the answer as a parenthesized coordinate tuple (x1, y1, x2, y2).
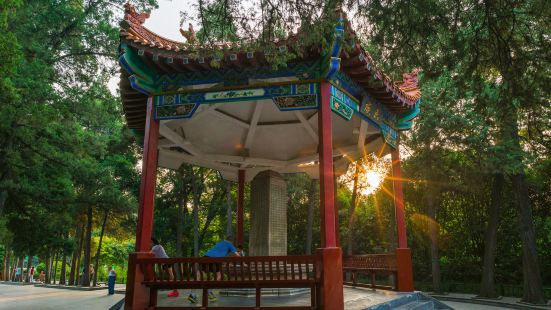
(479, 174, 504, 298)
(60, 253, 67, 285)
(512, 172, 545, 304)
(0, 189, 7, 217)
(44, 254, 51, 284)
(18, 256, 24, 282)
(225, 181, 233, 240)
(305, 179, 317, 255)
(10, 256, 18, 281)
(93, 210, 108, 287)
(346, 162, 360, 256)
(69, 223, 83, 285)
(191, 170, 203, 257)
(52, 252, 59, 284)
(426, 190, 441, 294)
(176, 194, 188, 257)
(74, 223, 85, 285)
(25, 255, 32, 282)
(82, 205, 92, 286)
(501, 99, 544, 304)
(3, 243, 10, 281)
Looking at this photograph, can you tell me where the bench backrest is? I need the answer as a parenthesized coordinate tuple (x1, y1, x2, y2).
(342, 254, 397, 271)
(137, 255, 318, 285)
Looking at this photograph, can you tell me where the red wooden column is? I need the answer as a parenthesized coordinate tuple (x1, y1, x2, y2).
(236, 169, 245, 246)
(125, 97, 159, 310)
(317, 82, 344, 309)
(391, 138, 414, 292)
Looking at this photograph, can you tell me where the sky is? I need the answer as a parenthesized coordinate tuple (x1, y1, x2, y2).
(143, 0, 197, 41)
(109, 0, 195, 93)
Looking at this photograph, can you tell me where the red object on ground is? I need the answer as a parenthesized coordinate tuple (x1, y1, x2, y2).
(167, 290, 179, 297)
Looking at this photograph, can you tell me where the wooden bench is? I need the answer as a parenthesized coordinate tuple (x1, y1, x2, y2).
(137, 255, 319, 309)
(342, 254, 397, 290)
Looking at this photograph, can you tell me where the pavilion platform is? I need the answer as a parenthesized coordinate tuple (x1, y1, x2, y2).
(155, 287, 400, 309)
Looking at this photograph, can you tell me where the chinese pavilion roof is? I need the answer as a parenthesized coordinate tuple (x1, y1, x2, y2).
(119, 3, 421, 130)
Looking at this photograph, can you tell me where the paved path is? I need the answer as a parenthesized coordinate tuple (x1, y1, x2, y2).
(0, 283, 123, 309)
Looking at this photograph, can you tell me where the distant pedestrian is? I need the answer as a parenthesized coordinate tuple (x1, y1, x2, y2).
(15, 266, 21, 282)
(150, 238, 178, 297)
(29, 266, 35, 283)
(38, 270, 45, 283)
(89, 264, 95, 286)
(107, 266, 116, 295)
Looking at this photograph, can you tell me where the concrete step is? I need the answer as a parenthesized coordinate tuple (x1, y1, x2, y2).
(394, 301, 435, 310)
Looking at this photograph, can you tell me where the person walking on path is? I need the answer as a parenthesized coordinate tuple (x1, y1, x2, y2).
(188, 239, 240, 304)
(150, 238, 179, 297)
(89, 264, 95, 286)
(38, 270, 44, 283)
(29, 266, 35, 283)
(107, 266, 116, 295)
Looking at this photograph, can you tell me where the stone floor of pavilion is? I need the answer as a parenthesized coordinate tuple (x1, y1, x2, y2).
(155, 286, 400, 309)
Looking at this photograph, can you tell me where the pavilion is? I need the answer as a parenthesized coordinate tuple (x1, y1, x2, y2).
(119, 3, 420, 310)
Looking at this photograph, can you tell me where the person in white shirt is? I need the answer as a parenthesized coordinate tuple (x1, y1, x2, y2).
(150, 238, 179, 297)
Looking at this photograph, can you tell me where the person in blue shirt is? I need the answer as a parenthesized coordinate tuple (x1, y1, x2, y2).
(187, 240, 240, 304)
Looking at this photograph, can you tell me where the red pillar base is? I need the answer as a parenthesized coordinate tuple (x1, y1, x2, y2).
(395, 248, 414, 292)
(316, 247, 344, 310)
(124, 252, 154, 310)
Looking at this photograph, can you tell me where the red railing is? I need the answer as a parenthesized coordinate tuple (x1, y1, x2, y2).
(136, 255, 319, 309)
(342, 254, 397, 290)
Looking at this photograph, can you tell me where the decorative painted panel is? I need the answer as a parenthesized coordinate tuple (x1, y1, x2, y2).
(273, 95, 318, 111)
(360, 96, 397, 128)
(156, 103, 198, 120)
(330, 97, 354, 120)
(154, 83, 320, 119)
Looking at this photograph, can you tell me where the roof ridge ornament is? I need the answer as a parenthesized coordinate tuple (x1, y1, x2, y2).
(180, 23, 198, 45)
(124, 2, 150, 26)
(399, 68, 421, 90)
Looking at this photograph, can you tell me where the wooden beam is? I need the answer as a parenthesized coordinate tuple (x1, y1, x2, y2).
(244, 101, 263, 149)
(357, 119, 368, 157)
(203, 154, 287, 168)
(294, 110, 318, 143)
(212, 110, 250, 129)
(158, 124, 203, 156)
(161, 149, 237, 173)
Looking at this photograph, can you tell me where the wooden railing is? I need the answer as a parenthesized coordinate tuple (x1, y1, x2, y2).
(342, 254, 397, 290)
(136, 255, 319, 309)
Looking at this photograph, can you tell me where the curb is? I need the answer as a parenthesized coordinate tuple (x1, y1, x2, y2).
(432, 294, 550, 310)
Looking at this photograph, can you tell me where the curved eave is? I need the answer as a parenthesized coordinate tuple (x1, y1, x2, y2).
(119, 3, 422, 131)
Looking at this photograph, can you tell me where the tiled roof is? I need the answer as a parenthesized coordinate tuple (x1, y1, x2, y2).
(119, 3, 421, 130)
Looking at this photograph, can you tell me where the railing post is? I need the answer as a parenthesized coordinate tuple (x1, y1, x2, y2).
(317, 82, 345, 309)
(124, 252, 154, 310)
(391, 139, 414, 292)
